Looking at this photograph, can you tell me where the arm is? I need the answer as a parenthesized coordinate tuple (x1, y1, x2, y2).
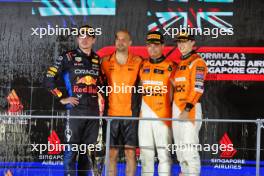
(185, 59, 207, 111)
(179, 59, 207, 120)
(44, 55, 65, 99)
(44, 54, 79, 106)
(100, 56, 110, 116)
(132, 57, 143, 117)
(168, 63, 177, 103)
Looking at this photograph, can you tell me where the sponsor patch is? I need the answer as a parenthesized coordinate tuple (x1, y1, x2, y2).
(196, 66, 205, 71)
(57, 56, 63, 61)
(75, 57, 82, 62)
(194, 87, 204, 93)
(175, 77, 186, 82)
(49, 67, 57, 73)
(196, 71, 204, 79)
(154, 68, 164, 74)
(195, 82, 204, 86)
(92, 59, 98, 63)
(168, 65, 173, 71)
(143, 68, 150, 73)
(47, 70, 56, 76)
(175, 85, 185, 92)
(180, 66, 187, 70)
(142, 80, 163, 85)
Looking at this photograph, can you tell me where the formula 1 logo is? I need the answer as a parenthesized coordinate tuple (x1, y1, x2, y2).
(148, 0, 233, 32)
(219, 133, 237, 158)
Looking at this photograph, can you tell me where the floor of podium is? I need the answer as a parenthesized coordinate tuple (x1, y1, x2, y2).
(0, 162, 263, 176)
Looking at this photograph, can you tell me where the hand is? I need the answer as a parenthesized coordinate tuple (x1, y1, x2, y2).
(60, 97, 79, 106)
(178, 110, 190, 121)
(5, 170, 13, 176)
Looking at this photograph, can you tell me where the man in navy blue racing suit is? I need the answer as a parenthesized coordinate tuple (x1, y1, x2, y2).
(44, 25, 103, 176)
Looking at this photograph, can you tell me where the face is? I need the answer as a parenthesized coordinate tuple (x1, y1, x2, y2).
(177, 40, 195, 55)
(77, 35, 96, 50)
(147, 43, 164, 59)
(115, 31, 132, 52)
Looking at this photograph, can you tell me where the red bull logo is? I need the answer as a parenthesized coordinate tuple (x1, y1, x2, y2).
(76, 75, 97, 86)
(73, 86, 97, 94)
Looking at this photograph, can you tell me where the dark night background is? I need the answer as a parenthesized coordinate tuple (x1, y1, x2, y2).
(0, 0, 263, 167)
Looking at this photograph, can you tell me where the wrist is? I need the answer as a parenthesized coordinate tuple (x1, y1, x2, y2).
(59, 98, 65, 104)
(184, 103, 194, 112)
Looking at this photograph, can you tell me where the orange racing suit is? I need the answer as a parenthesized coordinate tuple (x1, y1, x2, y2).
(172, 51, 207, 176)
(139, 55, 175, 176)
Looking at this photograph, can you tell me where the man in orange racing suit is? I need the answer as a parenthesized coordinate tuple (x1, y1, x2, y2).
(139, 31, 175, 176)
(171, 32, 208, 176)
(101, 30, 142, 176)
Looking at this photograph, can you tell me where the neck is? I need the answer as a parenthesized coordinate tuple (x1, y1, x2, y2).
(150, 55, 164, 64)
(80, 47, 92, 56)
(151, 54, 163, 60)
(182, 49, 193, 56)
(181, 50, 194, 60)
(116, 50, 128, 65)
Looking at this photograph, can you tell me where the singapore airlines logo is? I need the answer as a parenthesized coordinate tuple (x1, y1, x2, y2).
(32, 0, 116, 16)
(148, 0, 233, 32)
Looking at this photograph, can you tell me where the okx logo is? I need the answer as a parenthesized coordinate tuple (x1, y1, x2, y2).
(48, 130, 63, 155)
(219, 133, 237, 158)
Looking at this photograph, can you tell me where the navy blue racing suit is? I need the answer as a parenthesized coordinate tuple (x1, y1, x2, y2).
(44, 48, 102, 176)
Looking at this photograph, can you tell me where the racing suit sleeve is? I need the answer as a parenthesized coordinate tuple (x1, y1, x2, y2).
(185, 59, 207, 111)
(169, 63, 177, 103)
(44, 54, 68, 100)
(131, 57, 143, 117)
(100, 56, 110, 116)
(97, 56, 107, 116)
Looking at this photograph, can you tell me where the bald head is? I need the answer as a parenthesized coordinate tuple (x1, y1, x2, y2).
(115, 30, 132, 52)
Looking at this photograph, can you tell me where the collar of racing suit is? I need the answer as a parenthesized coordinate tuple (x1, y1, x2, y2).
(149, 55, 165, 64)
(181, 50, 196, 60)
(76, 47, 95, 58)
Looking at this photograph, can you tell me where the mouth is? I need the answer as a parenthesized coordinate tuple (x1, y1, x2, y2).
(179, 47, 185, 51)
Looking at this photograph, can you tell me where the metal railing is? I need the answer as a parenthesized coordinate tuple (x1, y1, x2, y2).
(0, 115, 263, 176)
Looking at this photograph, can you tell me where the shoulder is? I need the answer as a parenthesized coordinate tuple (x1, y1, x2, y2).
(165, 59, 177, 72)
(140, 58, 150, 66)
(60, 49, 78, 61)
(190, 53, 207, 68)
(132, 55, 143, 63)
(101, 54, 111, 63)
(92, 51, 100, 59)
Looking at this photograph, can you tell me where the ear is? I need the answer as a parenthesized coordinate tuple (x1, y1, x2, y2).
(92, 37, 96, 44)
(191, 40, 196, 47)
(129, 40, 132, 46)
(161, 44, 165, 50)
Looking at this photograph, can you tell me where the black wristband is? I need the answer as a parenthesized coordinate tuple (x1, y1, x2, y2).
(184, 103, 194, 112)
